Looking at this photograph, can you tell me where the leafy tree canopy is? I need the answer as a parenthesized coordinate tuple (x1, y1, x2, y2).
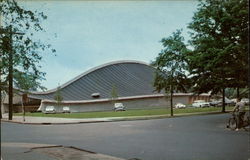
(187, 0, 248, 94)
(54, 86, 63, 105)
(0, 0, 55, 92)
(151, 29, 191, 94)
(151, 30, 191, 116)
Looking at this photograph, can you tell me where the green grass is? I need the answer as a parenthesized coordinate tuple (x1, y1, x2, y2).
(14, 106, 235, 119)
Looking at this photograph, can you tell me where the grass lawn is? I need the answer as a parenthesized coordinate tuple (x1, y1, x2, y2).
(14, 106, 235, 119)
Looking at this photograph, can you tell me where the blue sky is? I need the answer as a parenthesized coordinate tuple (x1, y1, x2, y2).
(21, 0, 198, 90)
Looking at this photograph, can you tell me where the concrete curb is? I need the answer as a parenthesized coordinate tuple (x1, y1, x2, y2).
(0, 119, 111, 125)
(1, 111, 232, 125)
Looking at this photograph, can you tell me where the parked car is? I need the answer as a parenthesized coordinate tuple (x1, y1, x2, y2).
(210, 97, 235, 107)
(224, 97, 235, 106)
(241, 98, 249, 105)
(44, 106, 56, 114)
(114, 103, 126, 111)
(231, 98, 237, 104)
(175, 103, 186, 109)
(62, 106, 71, 113)
(192, 100, 210, 108)
(209, 100, 222, 107)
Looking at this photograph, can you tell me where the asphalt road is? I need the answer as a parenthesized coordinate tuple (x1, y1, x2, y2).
(1, 113, 249, 160)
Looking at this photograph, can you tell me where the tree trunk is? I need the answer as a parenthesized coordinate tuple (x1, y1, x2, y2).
(236, 87, 240, 99)
(0, 49, 1, 119)
(21, 95, 25, 122)
(170, 85, 173, 117)
(0, 87, 2, 119)
(222, 88, 226, 113)
(8, 32, 13, 120)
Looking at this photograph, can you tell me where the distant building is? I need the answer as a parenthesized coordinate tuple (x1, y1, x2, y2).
(2, 60, 210, 113)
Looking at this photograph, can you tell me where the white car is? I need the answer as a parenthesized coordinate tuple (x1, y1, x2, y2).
(241, 98, 249, 105)
(231, 98, 237, 103)
(62, 106, 71, 113)
(224, 97, 235, 105)
(209, 100, 221, 107)
(192, 100, 210, 108)
(114, 103, 126, 111)
(175, 103, 186, 109)
(44, 106, 56, 114)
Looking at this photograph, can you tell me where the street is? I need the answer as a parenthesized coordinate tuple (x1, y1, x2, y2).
(1, 113, 249, 160)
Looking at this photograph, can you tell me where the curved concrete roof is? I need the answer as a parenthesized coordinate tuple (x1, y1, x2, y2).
(29, 60, 158, 101)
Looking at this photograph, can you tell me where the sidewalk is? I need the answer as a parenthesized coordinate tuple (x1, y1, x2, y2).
(1, 111, 228, 125)
(1, 114, 130, 160)
(1, 142, 125, 160)
(1, 113, 166, 125)
(1, 113, 113, 124)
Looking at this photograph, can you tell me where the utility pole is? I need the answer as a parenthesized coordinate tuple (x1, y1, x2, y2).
(0, 27, 24, 120)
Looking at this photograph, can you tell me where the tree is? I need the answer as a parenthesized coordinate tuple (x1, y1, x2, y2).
(54, 86, 63, 107)
(187, 0, 248, 112)
(110, 84, 118, 105)
(225, 87, 249, 99)
(0, 58, 7, 119)
(151, 30, 190, 116)
(14, 71, 44, 121)
(0, 0, 55, 119)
